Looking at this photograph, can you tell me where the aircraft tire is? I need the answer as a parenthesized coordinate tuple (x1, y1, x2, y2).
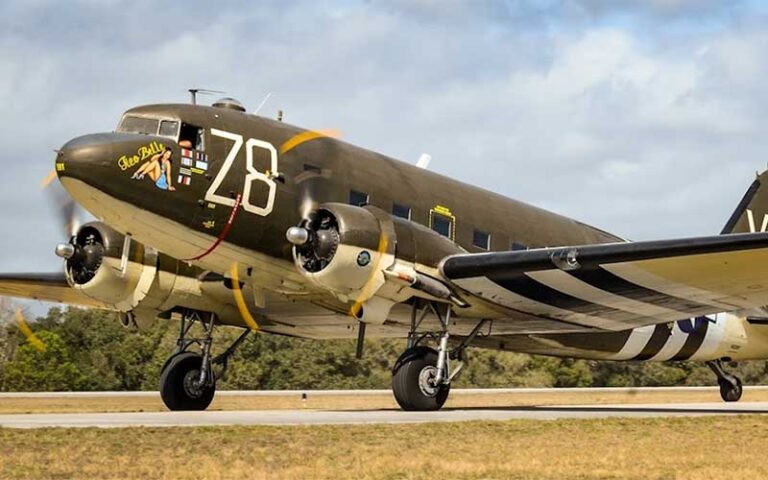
(392, 346, 450, 411)
(159, 351, 216, 411)
(718, 377, 743, 402)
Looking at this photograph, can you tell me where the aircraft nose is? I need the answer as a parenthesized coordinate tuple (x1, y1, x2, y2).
(56, 133, 120, 180)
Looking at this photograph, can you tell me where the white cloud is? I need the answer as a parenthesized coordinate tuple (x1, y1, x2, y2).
(0, 0, 767, 280)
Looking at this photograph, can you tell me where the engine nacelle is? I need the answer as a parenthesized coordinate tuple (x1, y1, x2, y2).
(64, 222, 158, 311)
(290, 202, 469, 313)
(293, 203, 393, 296)
(62, 222, 259, 330)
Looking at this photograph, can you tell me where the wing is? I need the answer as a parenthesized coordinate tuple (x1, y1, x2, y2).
(0, 272, 109, 308)
(441, 232, 768, 331)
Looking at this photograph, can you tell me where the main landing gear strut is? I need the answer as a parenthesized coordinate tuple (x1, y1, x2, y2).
(391, 300, 489, 411)
(707, 359, 743, 402)
(159, 309, 250, 411)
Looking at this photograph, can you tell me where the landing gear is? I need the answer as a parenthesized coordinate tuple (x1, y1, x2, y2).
(707, 359, 743, 402)
(159, 309, 250, 411)
(391, 300, 489, 411)
(392, 346, 450, 411)
(160, 351, 216, 410)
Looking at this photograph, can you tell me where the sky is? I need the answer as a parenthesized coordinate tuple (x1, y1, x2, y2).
(3, 0, 768, 286)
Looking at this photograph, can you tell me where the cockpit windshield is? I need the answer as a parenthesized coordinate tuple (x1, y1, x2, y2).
(117, 115, 179, 140)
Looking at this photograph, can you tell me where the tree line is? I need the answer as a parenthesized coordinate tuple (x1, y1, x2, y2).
(1, 303, 767, 391)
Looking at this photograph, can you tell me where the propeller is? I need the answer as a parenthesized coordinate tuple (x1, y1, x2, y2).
(287, 210, 340, 273)
(14, 308, 46, 352)
(64, 227, 105, 285)
(41, 168, 104, 285)
(41, 167, 80, 239)
(281, 129, 343, 267)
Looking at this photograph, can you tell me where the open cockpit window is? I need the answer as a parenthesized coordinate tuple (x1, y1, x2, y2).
(117, 116, 159, 135)
(179, 123, 205, 151)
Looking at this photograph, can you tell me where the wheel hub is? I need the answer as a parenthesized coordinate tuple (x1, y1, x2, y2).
(418, 365, 439, 397)
(182, 369, 204, 398)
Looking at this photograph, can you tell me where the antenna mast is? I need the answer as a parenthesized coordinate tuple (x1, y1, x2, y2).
(187, 88, 225, 105)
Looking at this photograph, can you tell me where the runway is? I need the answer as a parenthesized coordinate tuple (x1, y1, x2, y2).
(1, 401, 767, 428)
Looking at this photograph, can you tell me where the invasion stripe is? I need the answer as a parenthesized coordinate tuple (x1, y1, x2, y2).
(609, 325, 655, 360)
(632, 323, 672, 361)
(528, 270, 687, 320)
(670, 317, 710, 361)
(489, 275, 663, 326)
(648, 322, 689, 361)
(568, 268, 717, 314)
(456, 276, 625, 329)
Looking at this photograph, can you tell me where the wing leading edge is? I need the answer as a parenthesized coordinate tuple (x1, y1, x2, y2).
(0, 272, 109, 308)
(441, 232, 768, 331)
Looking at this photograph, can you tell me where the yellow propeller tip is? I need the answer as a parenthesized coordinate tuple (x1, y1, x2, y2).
(40, 170, 57, 189)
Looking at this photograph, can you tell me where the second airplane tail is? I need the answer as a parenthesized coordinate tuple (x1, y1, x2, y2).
(722, 169, 768, 234)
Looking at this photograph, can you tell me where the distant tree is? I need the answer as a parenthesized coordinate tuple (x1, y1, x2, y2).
(1, 304, 768, 391)
(3, 330, 87, 391)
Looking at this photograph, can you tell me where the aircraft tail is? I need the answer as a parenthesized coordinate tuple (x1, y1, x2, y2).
(722, 169, 768, 234)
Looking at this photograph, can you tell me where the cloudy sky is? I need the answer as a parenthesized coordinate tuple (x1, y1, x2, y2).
(2, 0, 768, 281)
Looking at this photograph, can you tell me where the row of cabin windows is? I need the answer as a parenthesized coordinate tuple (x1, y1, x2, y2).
(348, 189, 527, 251)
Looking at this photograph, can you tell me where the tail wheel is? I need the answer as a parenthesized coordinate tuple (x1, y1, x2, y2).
(159, 351, 216, 411)
(392, 346, 450, 411)
(719, 377, 743, 402)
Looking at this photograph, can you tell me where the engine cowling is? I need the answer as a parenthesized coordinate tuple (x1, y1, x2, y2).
(60, 222, 261, 330)
(292, 203, 394, 297)
(63, 222, 158, 311)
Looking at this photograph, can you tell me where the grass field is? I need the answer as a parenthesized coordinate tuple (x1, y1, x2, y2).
(0, 416, 767, 479)
(3, 388, 768, 414)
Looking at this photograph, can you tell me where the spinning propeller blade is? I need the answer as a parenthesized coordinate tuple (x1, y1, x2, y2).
(40, 169, 80, 238)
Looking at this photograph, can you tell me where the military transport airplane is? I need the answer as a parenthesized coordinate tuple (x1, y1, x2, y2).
(3, 96, 768, 411)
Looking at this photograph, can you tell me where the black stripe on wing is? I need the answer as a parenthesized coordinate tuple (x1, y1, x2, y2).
(568, 268, 718, 314)
(489, 275, 663, 326)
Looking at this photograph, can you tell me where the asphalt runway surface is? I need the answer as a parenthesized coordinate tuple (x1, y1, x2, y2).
(1, 401, 767, 428)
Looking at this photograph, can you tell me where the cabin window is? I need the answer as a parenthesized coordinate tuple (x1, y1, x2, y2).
(431, 213, 453, 239)
(473, 229, 490, 250)
(117, 116, 159, 135)
(179, 122, 205, 150)
(349, 190, 369, 207)
(158, 120, 179, 139)
(510, 241, 528, 251)
(392, 203, 411, 220)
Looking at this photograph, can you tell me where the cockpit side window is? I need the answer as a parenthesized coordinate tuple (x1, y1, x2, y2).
(117, 116, 159, 135)
(179, 123, 205, 151)
(158, 120, 179, 139)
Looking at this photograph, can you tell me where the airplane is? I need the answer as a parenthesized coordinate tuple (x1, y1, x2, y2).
(3, 95, 768, 411)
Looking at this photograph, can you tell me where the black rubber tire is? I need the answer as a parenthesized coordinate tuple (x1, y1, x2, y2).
(159, 352, 216, 411)
(392, 346, 450, 411)
(719, 377, 743, 402)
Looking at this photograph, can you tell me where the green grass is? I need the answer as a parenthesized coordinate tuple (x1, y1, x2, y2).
(2, 416, 768, 479)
